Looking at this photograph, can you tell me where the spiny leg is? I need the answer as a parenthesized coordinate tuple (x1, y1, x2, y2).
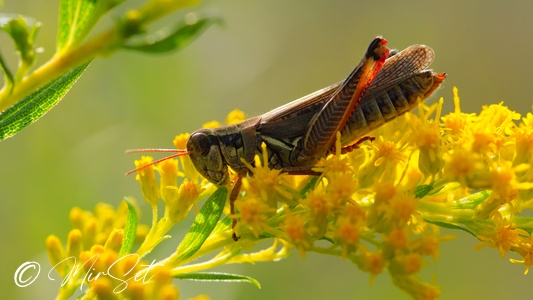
(283, 167, 322, 176)
(230, 174, 244, 241)
(340, 136, 375, 154)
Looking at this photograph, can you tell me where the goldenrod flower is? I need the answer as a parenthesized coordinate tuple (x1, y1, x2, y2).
(389, 253, 423, 275)
(386, 229, 409, 251)
(335, 205, 365, 257)
(201, 120, 221, 129)
(158, 158, 204, 223)
(476, 217, 528, 258)
(243, 143, 300, 207)
(358, 140, 406, 188)
(167, 179, 203, 223)
(226, 109, 246, 125)
(283, 210, 313, 256)
(46, 235, 67, 277)
(159, 158, 179, 205)
(48, 87, 533, 299)
(303, 190, 329, 238)
(46, 202, 172, 300)
(134, 156, 160, 206)
(408, 102, 444, 178)
(173, 133, 200, 182)
(234, 195, 275, 238)
(509, 233, 533, 274)
(359, 250, 386, 280)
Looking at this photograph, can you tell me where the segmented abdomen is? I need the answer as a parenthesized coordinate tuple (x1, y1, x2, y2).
(340, 70, 437, 146)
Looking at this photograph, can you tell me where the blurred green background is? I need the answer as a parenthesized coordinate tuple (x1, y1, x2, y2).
(2, 0, 533, 299)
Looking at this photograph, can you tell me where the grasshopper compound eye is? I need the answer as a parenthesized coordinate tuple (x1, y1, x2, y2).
(188, 132, 211, 156)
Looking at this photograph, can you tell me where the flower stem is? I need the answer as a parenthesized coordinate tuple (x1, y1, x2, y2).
(0, 27, 118, 111)
(0, 0, 196, 111)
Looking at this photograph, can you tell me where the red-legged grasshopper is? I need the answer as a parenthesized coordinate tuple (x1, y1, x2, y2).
(129, 36, 446, 240)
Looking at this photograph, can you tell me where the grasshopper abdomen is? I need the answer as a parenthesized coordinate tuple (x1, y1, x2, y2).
(341, 71, 446, 145)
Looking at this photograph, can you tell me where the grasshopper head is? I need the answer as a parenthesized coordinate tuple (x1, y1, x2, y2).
(187, 128, 229, 185)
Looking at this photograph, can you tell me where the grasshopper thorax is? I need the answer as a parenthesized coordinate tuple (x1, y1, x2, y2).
(187, 128, 229, 186)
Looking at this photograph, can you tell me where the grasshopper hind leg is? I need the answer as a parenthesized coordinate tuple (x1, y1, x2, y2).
(340, 136, 375, 154)
(291, 37, 389, 167)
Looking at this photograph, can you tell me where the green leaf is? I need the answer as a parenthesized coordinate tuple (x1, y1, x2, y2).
(175, 186, 227, 262)
(57, 0, 123, 51)
(415, 184, 432, 198)
(299, 176, 319, 199)
(453, 190, 491, 209)
(119, 198, 138, 256)
(0, 63, 89, 141)
(0, 14, 40, 67)
(513, 216, 533, 235)
(213, 215, 232, 233)
(424, 219, 476, 237)
(122, 15, 221, 53)
(174, 272, 261, 288)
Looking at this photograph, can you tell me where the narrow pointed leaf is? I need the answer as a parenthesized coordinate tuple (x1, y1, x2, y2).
(0, 63, 89, 141)
(453, 190, 491, 209)
(174, 272, 261, 288)
(299, 176, 319, 199)
(57, 0, 122, 51)
(119, 198, 138, 256)
(176, 186, 227, 261)
(122, 16, 221, 53)
(213, 215, 232, 233)
(415, 184, 432, 198)
(423, 219, 476, 237)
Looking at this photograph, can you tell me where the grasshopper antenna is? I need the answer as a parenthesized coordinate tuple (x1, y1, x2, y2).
(125, 148, 188, 175)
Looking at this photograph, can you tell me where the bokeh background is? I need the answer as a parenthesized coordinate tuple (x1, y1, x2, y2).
(2, 0, 533, 299)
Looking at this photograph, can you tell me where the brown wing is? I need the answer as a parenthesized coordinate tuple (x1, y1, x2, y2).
(365, 44, 435, 97)
(257, 44, 435, 139)
(257, 83, 339, 138)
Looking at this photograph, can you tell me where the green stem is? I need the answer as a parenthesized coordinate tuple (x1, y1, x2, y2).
(136, 206, 176, 258)
(418, 201, 475, 219)
(0, 27, 118, 111)
(171, 247, 240, 275)
(162, 229, 235, 268)
(311, 245, 342, 257)
(0, 0, 195, 111)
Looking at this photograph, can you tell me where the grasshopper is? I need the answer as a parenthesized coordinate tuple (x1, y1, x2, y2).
(129, 36, 446, 240)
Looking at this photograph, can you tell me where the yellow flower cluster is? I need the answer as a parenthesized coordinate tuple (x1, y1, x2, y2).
(219, 88, 532, 297)
(46, 203, 182, 300)
(47, 89, 533, 300)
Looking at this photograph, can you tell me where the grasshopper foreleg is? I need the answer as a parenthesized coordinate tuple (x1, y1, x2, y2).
(230, 172, 246, 241)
